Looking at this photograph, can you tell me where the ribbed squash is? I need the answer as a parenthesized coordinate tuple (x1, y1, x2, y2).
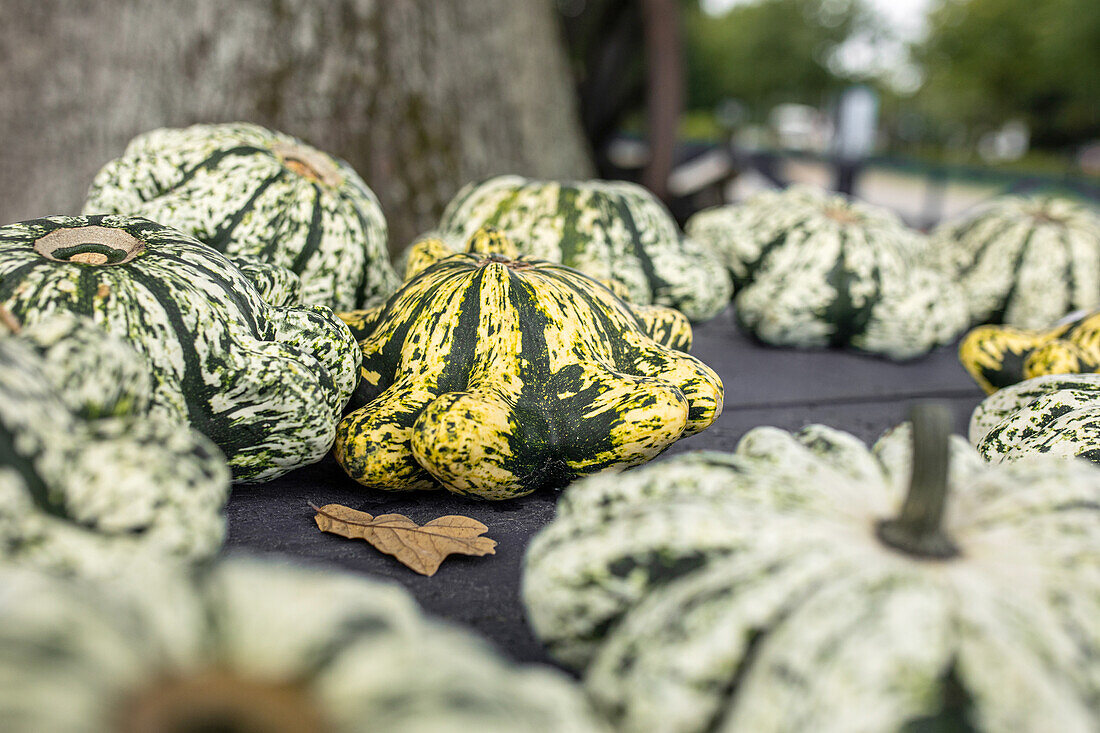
(686, 185, 929, 286)
(436, 175, 733, 321)
(0, 313, 228, 577)
(524, 406, 1100, 732)
(686, 186, 968, 359)
(930, 195, 1100, 328)
(960, 308, 1100, 393)
(969, 372, 1100, 463)
(334, 229, 723, 500)
(84, 122, 398, 310)
(0, 558, 607, 733)
(388, 228, 694, 351)
(0, 215, 360, 483)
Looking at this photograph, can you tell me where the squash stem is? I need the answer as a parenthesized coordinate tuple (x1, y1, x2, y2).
(118, 669, 327, 733)
(272, 140, 343, 188)
(33, 226, 145, 266)
(876, 403, 960, 560)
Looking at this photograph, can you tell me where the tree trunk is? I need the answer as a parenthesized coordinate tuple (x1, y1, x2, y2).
(0, 0, 593, 251)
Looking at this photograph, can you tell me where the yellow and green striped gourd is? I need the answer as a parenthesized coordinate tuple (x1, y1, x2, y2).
(375, 228, 693, 351)
(334, 228, 724, 500)
(960, 308, 1100, 393)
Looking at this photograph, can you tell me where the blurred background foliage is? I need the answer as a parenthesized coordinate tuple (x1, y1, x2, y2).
(916, 0, 1100, 148)
(680, 0, 1100, 153)
(684, 0, 867, 115)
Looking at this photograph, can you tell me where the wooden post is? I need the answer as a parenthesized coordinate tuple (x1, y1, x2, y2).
(640, 0, 683, 204)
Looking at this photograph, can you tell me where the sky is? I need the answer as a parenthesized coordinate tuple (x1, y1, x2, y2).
(701, 0, 935, 92)
(702, 0, 932, 37)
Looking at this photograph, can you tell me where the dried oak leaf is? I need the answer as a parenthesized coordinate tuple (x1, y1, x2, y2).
(311, 503, 497, 576)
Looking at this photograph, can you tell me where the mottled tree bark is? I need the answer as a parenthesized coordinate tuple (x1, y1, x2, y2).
(0, 0, 593, 250)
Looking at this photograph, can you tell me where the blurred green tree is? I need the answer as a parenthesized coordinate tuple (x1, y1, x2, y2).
(915, 0, 1100, 147)
(683, 0, 869, 115)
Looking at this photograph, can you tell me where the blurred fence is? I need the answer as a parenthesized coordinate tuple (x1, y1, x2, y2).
(605, 135, 1100, 229)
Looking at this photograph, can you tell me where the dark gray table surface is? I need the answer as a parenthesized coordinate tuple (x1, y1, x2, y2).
(224, 306, 986, 669)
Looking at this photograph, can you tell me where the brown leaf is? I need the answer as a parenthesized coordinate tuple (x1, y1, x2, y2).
(311, 503, 497, 576)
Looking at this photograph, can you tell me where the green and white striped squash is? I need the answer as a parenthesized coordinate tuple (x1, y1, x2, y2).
(686, 187, 968, 359)
(231, 253, 305, 307)
(84, 122, 398, 311)
(969, 372, 1100, 463)
(334, 229, 724, 500)
(0, 215, 360, 483)
(524, 406, 1100, 732)
(437, 175, 733, 322)
(0, 558, 607, 733)
(0, 313, 229, 577)
(687, 185, 928, 288)
(929, 195, 1100, 328)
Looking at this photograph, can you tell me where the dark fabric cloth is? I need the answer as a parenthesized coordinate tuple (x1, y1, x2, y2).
(225, 306, 984, 668)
